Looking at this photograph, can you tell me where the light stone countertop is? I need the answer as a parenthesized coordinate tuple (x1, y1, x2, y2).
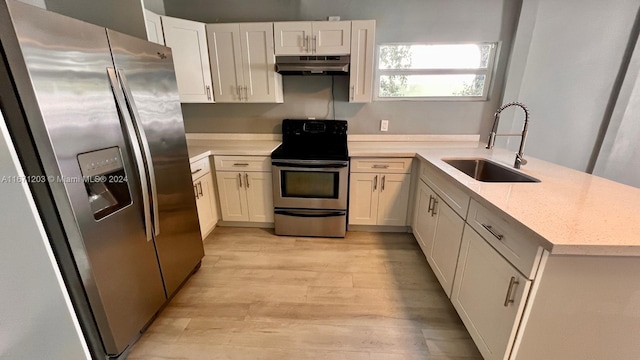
(415, 146, 640, 257)
(186, 137, 640, 256)
(187, 140, 281, 162)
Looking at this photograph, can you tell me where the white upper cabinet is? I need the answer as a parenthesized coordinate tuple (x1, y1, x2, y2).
(161, 16, 214, 103)
(274, 21, 351, 55)
(349, 20, 375, 103)
(207, 23, 283, 103)
(143, 9, 164, 45)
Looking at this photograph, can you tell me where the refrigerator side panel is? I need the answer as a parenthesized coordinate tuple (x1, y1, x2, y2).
(3, 1, 166, 355)
(107, 30, 204, 296)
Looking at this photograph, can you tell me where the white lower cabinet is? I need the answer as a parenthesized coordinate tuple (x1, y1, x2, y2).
(452, 225, 532, 360)
(216, 171, 273, 223)
(192, 168, 218, 239)
(348, 172, 411, 226)
(413, 179, 464, 297)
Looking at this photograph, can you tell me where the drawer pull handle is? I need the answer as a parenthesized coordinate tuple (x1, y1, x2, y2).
(482, 223, 504, 240)
(431, 198, 438, 217)
(504, 276, 519, 307)
(373, 175, 378, 191)
(372, 164, 389, 169)
(238, 173, 243, 188)
(381, 175, 386, 191)
(245, 173, 250, 188)
(191, 168, 202, 175)
(194, 184, 199, 199)
(234, 163, 249, 166)
(428, 195, 435, 214)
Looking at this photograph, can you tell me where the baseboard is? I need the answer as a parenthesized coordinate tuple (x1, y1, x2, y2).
(347, 225, 412, 233)
(217, 221, 275, 229)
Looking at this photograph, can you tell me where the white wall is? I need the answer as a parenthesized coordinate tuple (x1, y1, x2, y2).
(16, 0, 46, 8)
(500, 0, 639, 171)
(44, 0, 148, 39)
(143, 0, 164, 15)
(593, 32, 640, 188)
(0, 112, 90, 360)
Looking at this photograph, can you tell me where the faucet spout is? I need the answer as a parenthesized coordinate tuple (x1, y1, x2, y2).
(485, 102, 530, 169)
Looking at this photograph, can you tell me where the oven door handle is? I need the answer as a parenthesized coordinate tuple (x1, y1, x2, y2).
(272, 161, 348, 169)
(275, 209, 347, 218)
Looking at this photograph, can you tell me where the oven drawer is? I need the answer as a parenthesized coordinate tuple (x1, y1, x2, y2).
(190, 157, 210, 181)
(275, 209, 346, 237)
(214, 156, 270, 172)
(351, 157, 413, 174)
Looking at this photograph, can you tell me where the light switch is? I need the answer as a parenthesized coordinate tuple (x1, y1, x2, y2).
(380, 119, 389, 132)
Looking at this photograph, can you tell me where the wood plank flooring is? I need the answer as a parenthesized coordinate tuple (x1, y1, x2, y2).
(128, 228, 482, 360)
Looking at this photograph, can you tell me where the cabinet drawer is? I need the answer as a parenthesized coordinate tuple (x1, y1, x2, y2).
(214, 156, 270, 172)
(190, 157, 210, 181)
(419, 160, 470, 219)
(467, 199, 543, 279)
(350, 157, 412, 173)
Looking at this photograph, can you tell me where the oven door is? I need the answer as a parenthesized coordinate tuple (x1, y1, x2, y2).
(272, 159, 348, 210)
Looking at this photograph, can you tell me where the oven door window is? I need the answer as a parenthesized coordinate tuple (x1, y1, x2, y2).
(281, 170, 339, 199)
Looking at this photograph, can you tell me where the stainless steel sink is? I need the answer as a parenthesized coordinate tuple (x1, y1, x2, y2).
(443, 158, 540, 183)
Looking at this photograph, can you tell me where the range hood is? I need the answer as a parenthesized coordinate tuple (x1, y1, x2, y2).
(276, 55, 350, 75)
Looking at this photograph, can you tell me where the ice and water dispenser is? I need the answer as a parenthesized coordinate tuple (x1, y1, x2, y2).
(77, 147, 132, 220)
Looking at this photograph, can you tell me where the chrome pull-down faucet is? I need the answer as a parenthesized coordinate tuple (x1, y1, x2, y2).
(486, 102, 530, 169)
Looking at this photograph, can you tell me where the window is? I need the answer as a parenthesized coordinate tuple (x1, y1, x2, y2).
(375, 43, 498, 100)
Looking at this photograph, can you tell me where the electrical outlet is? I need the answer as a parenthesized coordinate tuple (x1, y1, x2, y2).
(380, 119, 389, 132)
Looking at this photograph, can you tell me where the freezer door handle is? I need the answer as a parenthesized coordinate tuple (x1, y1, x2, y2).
(107, 68, 153, 241)
(117, 69, 160, 237)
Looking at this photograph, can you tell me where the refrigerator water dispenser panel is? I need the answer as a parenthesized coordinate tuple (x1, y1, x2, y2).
(77, 147, 132, 220)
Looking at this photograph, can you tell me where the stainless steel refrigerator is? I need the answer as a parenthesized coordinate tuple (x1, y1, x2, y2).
(0, 1, 204, 357)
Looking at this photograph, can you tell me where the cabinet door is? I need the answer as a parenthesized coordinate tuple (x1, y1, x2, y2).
(348, 173, 379, 225)
(452, 226, 532, 360)
(144, 9, 164, 45)
(274, 22, 312, 55)
(349, 20, 375, 103)
(312, 21, 351, 55)
(216, 171, 249, 222)
(194, 175, 217, 239)
(240, 23, 283, 103)
(245, 172, 274, 223)
(207, 23, 244, 103)
(161, 16, 214, 103)
(429, 197, 465, 297)
(376, 173, 411, 226)
(413, 180, 438, 254)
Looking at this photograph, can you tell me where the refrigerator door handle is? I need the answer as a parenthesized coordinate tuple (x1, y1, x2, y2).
(107, 67, 153, 241)
(117, 69, 160, 237)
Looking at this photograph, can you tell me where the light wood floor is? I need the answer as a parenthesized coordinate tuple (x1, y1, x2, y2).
(128, 227, 482, 360)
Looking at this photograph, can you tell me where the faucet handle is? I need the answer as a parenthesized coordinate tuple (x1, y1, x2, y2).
(515, 153, 527, 168)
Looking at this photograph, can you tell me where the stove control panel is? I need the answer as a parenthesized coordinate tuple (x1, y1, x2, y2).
(282, 119, 348, 138)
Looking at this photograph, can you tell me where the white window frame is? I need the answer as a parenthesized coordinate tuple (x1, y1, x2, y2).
(374, 42, 499, 101)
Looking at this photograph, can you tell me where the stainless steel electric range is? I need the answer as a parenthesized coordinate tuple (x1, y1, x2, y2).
(271, 119, 349, 237)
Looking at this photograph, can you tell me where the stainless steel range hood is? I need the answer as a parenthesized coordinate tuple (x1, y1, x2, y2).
(276, 55, 350, 75)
